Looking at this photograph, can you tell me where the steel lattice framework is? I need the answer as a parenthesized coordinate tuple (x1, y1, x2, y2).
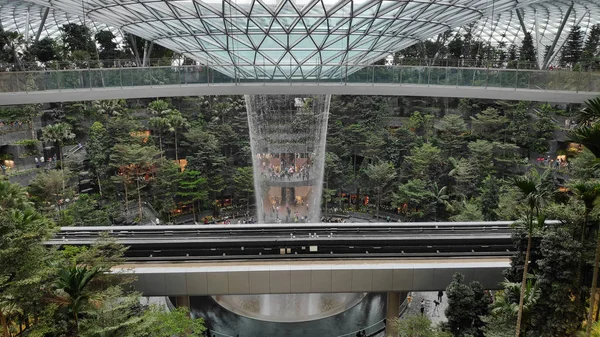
(1, 0, 599, 78)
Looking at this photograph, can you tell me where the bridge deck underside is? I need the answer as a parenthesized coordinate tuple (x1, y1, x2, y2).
(119, 258, 509, 296)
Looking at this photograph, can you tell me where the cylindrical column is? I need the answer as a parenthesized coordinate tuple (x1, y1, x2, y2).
(175, 295, 190, 309)
(386, 292, 408, 335)
(386, 292, 400, 321)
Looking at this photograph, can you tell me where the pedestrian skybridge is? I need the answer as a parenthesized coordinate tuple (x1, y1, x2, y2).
(1, 64, 599, 105)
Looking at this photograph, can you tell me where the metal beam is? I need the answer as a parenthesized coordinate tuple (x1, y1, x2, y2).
(546, 10, 588, 67)
(534, 9, 542, 69)
(35, 8, 50, 43)
(542, 2, 573, 68)
(24, 10, 30, 41)
(516, 9, 528, 35)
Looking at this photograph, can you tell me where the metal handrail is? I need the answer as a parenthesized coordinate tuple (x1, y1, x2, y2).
(335, 318, 387, 337)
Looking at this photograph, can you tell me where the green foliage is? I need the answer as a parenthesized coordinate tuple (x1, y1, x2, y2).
(471, 108, 508, 141)
(531, 228, 585, 337)
(404, 143, 443, 182)
(393, 179, 435, 219)
(131, 307, 206, 337)
(178, 170, 208, 220)
(449, 199, 483, 221)
(437, 114, 468, 156)
(364, 161, 397, 217)
(561, 25, 584, 66)
(480, 176, 501, 221)
(519, 32, 537, 67)
(65, 194, 111, 226)
(392, 315, 452, 337)
(60, 23, 96, 55)
(444, 273, 490, 337)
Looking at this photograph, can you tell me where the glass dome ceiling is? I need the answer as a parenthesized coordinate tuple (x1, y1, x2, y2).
(1, 0, 599, 79)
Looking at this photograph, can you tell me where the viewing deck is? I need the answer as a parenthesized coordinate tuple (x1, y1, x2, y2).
(1, 64, 599, 105)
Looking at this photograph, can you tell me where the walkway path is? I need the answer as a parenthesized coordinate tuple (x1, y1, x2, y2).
(1, 65, 598, 105)
(402, 291, 449, 327)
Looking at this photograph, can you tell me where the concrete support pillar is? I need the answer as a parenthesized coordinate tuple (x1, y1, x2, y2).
(386, 292, 400, 321)
(175, 296, 190, 309)
(386, 292, 408, 335)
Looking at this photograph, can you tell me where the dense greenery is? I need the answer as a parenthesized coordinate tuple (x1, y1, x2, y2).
(0, 179, 205, 337)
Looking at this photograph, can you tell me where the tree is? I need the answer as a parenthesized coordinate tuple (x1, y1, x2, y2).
(60, 23, 96, 56)
(79, 286, 144, 337)
(0, 30, 25, 70)
(583, 25, 600, 64)
(51, 263, 104, 336)
(130, 307, 205, 337)
(148, 100, 174, 158)
(30, 37, 60, 63)
(436, 114, 468, 157)
(490, 279, 540, 335)
(148, 116, 170, 159)
(0, 185, 54, 337)
(177, 170, 208, 222)
(513, 168, 553, 337)
(364, 161, 397, 218)
(86, 122, 111, 196)
(151, 160, 181, 222)
(29, 169, 74, 213)
(0, 180, 31, 211)
(471, 108, 508, 141)
(519, 32, 537, 68)
(166, 111, 189, 162)
(532, 228, 585, 337)
(41, 122, 76, 171)
(467, 140, 495, 183)
(403, 143, 443, 182)
(109, 143, 161, 221)
(444, 273, 489, 337)
(449, 199, 483, 221)
(393, 179, 435, 220)
(233, 167, 254, 214)
(392, 315, 452, 337)
(448, 157, 476, 198)
(66, 194, 111, 226)
(561, 25, 584, 66)
(480, 176, 500, 221)
(94, 30, 119, 61)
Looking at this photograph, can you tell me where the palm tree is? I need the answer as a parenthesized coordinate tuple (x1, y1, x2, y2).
(491, 279, 540, 334)
(0, 180, 31, 212)
(166, 111, 189, 162)
(41, 122, 76, 170)
(513, 168, 553, 337)
(148, 116, 170, 159)
(576, 97, 600, 126)
(580, 182, 600, 336)
(0, 296, 22, 337)
(570, 98, 600, 337)
(572, 181, 600, 244)
(51, 264, 103, 337)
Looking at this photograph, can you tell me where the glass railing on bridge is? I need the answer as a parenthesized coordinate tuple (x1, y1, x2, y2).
(1, 63, 599, 94)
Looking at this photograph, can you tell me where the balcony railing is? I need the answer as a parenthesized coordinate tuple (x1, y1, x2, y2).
(1, 63, 599, 94)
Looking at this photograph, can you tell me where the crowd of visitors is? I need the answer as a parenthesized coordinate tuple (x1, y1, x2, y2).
(535, 156, 570, 170)
(262, 163, 312, 181)
(0, 120, 29, 133)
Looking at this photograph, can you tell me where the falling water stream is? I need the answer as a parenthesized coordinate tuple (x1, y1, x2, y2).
(245, 94, 331, 223)
(205, 95, 362, 330)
